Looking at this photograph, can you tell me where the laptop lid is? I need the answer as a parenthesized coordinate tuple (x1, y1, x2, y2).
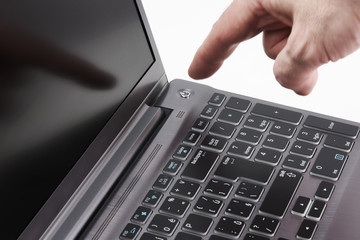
(0, 0, 165, 238)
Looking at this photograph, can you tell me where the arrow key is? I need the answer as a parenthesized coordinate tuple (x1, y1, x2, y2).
(307, 200, 326, 221)
(291, 196, 311, 217)
(315, 181, 335, 201)
(297, 219, 317, 240)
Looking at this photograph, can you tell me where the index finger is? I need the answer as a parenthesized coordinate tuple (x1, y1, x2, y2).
(188, 0, 265, 79)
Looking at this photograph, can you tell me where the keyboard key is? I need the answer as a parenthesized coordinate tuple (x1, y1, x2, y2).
(282, 155, 309, 172)
(148, 214, 179, 236)
(270, 121, 296, 138)
(252, 103, 303, 124)
(225, 97, 251, 112)
(194, 195, 223, 216)
(297, 128, 323, 144)
(228, 141, 255, 159)
(120, 223, 141, 240)
(159, 196, 190, 217)
(182, 149, 219, 182)
(304, 115, 359, 138)
(200, 105, 218, 119)
(310, 147, 348, 181)
(236, 128, 262, 145)
(235, 181, 264, 201)
(263, 134, 289, 152)
(291, 196, 311, 217)
(209, 122, 236, 138)
(214, 216, 245, 238)
(225, 199, 255, 219)
(214, 156, 274, 184)
(139, 233, 167, 240)
(182, 214, 213, 235)
(315, 181, 335, 201)
(204, 179, 233, 199)
(200, 135, 227, 152)
(175, 232, 202, 240)
(209, 235, 231, 240)
(244, 115, 270, 132)
(255, 148, 282, 166)
(324, 134, 354, 152)
(208, 93, 226, 106)
(173, 145, 192, 160)
(244, 233, 270, 240)
(153, 174, 173, 191)
(218, 108, 244, 125)
(249, 215, 279, 237)
(290, 141, 316, 158)
(192, 118, 209, 132)
(163, 160, 182, 175)
(297, 219, 317, 240)
(131, 206, 152, 223)
(307, 200, 326, 221)
(183, 131, 201, 145)
(143, 190, 163, 207)
(170, 179, 200, 199)
(260, 169, 302, 218)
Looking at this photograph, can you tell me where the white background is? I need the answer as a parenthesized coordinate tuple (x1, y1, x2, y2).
(143, 0, 360, 123)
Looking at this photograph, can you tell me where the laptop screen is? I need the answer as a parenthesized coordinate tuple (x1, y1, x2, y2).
(0, 0, 154, 238)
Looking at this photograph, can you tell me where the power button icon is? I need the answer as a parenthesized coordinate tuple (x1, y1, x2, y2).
(178, 89, 192, 99)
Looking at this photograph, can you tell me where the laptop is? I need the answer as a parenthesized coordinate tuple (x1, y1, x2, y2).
(1, 0, 360, 239)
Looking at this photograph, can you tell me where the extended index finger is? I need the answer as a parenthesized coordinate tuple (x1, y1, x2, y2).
(188, 0, 265, 79)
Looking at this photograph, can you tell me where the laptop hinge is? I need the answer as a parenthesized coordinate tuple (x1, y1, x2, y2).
(41, 104, 168, 240)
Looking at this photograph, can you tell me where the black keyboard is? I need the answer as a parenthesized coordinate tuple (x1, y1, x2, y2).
(120, 93, 359, 240)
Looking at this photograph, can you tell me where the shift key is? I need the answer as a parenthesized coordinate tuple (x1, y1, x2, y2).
(260, 169, 302, 218)
(182, 149, 219, 182)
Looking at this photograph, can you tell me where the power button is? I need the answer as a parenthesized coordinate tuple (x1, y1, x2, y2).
(178, 89, 193, 99)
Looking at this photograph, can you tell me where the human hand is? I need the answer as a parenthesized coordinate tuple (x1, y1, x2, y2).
(188, 0, 360, 95)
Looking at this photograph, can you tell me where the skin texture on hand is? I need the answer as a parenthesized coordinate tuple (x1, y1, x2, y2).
(188, 0, 360, 95)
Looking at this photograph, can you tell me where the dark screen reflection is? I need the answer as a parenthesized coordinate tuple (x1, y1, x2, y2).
(0, 0, 154, 238)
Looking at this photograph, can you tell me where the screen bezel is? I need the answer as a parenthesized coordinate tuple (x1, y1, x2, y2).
(18, 0, 167, 239)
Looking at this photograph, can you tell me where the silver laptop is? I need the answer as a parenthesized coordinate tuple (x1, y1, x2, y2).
(1, 0, 360, 239)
